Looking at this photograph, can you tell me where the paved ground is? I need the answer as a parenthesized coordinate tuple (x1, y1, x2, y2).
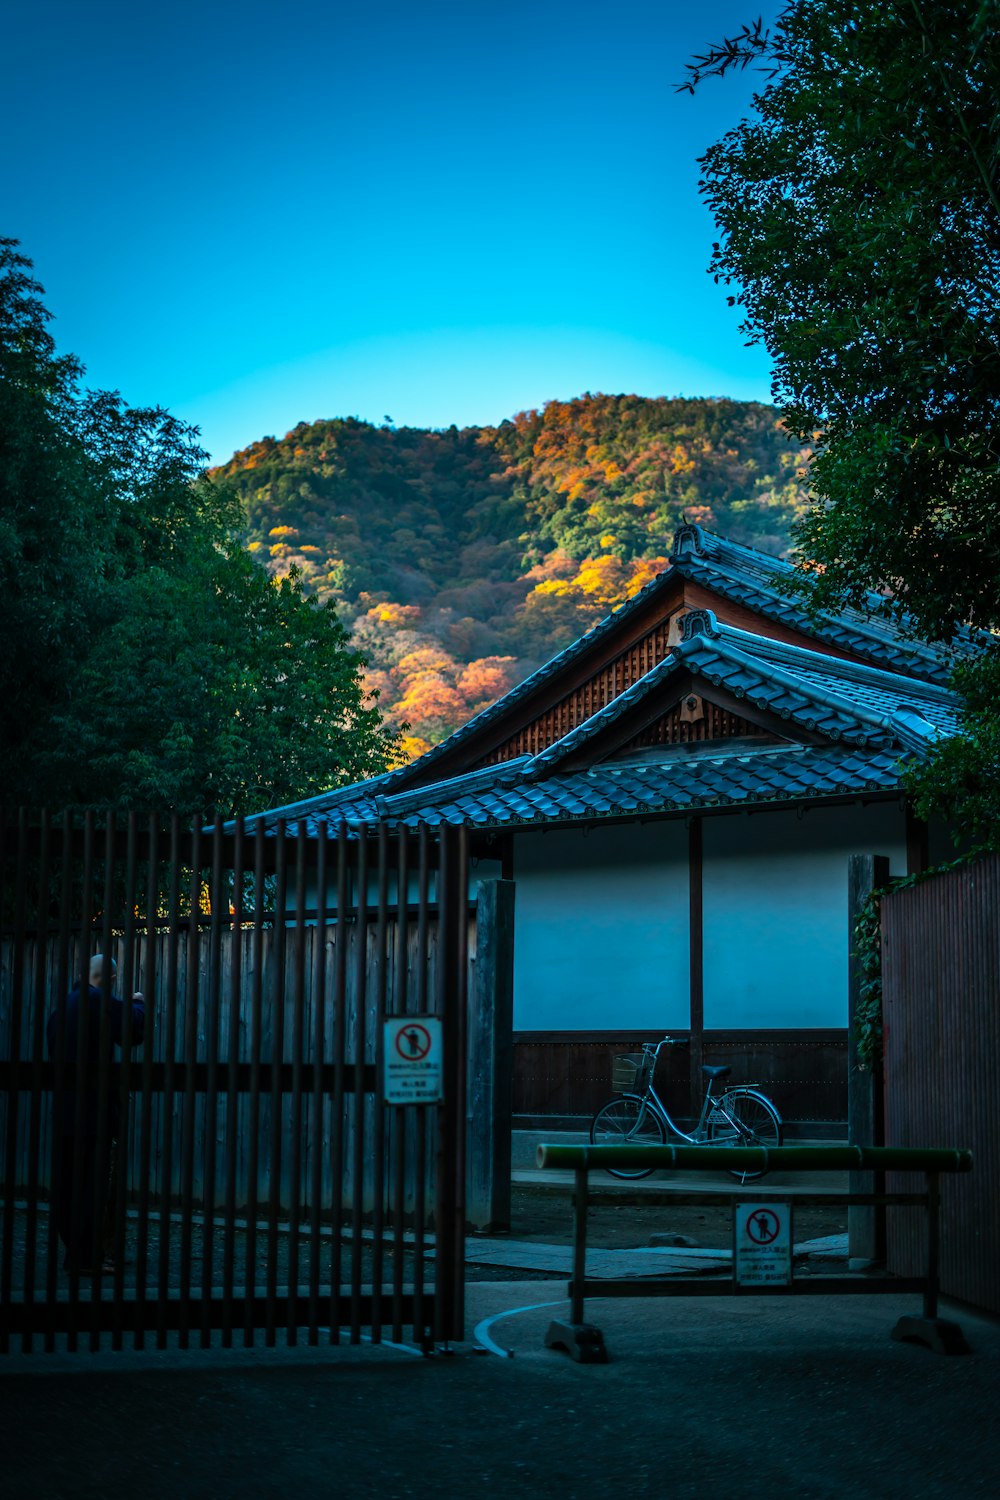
(5, 1163, 996, 1499)
(3, 1282, 999, 1500)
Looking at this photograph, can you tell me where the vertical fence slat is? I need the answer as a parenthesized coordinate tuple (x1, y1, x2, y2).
(265, 821, 288, 1347)
(413, 823, 430, 1348)
(222, 817, 244, 1348)
(350, 827, 368, 1343)
(22, 810, 51, 1352)
(200, 817, 224, 1348)
(157, 815, 181, 1349)
(307, 825, 328, 1344)
(45, 811, 74, 1348)
(88, 813, 117, 1350)
(391, 826, 409, 1344)
(329, 823, 348, 1344)
(2, 812, 27, 1352)
(178, 820, 201, 1349)
(287, 826, 307, 1347)
(134, 816, 159, 1349)
(244, 822, 266, 1348)
(370, 823, 389, 1340)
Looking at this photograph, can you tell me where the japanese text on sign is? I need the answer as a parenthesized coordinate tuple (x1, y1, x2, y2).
(734, 1202, 792, 1286)
(384, 1016, 444, 1104)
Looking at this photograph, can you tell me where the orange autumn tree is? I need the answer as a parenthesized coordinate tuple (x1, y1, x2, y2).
(215, 396, 809, 760)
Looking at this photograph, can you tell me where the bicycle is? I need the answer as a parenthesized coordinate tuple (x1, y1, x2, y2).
(590, 1035, 783, 1183)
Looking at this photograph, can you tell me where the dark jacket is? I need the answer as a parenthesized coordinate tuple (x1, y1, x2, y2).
(47, 984, 146, 1137)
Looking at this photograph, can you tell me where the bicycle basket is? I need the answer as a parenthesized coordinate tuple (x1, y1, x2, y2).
(611, 1053, 652, 1093)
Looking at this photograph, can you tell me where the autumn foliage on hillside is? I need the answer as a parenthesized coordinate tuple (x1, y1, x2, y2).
(213, 395, 807, 754)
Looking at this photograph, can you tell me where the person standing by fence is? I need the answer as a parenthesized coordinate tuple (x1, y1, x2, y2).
(47, 954, 146, 1274)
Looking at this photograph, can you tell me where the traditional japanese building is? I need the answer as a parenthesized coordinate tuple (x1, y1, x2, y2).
(244, 524, 970, 1135)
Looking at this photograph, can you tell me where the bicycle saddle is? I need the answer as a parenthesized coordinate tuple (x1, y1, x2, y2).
(701, 1064, 731, 1080)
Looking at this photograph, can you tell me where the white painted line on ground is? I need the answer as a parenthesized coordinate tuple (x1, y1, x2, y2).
(473, 1300, 564, 1359)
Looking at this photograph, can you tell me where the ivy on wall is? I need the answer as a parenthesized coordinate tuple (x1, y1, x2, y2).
(851, 856, 976, 1071)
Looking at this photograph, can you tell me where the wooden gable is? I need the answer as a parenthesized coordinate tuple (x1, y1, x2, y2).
(616, 694, 776, 754)
(404, 558, 896, 786)
(475, 611, 680, 767)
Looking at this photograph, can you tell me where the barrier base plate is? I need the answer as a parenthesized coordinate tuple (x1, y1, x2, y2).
(891, 1315, 970, 1355)
(544, 1320, 608, 1363)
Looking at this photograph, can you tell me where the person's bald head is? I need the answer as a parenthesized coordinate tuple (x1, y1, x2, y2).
(88, 954, 117, 987)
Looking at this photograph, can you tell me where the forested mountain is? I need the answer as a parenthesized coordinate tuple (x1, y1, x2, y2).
(213, 395, 809, 756)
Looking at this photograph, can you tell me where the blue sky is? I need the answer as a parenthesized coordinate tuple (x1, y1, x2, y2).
(3, 0, 777, 464)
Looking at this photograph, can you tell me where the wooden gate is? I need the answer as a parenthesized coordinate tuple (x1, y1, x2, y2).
(0, 810, 468, 1353)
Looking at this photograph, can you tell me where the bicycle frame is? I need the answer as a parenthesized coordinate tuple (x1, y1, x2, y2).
(631, 1037, 746, 1144)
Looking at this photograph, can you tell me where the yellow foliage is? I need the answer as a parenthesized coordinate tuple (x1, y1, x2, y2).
(599, 533, 616, 551)
(396, 646, 455, 677)
(532, 555, 627, 606)
(268, 524, 298, 539)
(269, 543, 291, 558)
(533, 577, 572, 599)
(624, 556, 671, 597)
(247, 540, 262, 552)
(374, 602, 422, 627)
(399, 734, 431, 763)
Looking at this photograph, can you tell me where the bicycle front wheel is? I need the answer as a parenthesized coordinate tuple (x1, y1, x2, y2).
(590, 1094, 667, 1179)
(709, 1088, 782, 1183)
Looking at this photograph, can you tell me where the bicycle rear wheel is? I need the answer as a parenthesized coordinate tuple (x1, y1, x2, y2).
(590, 1094, 667, 1179)
(709, 1088, 782, 1182)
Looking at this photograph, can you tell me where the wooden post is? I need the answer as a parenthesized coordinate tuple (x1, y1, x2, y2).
(688, 818, 704, 1125)
(466, 878, 515, 1231)
(847, 853, 889, 1266)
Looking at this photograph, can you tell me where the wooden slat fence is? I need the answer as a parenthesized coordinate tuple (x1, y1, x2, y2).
(1, 917, 457, 1216)
(0, 810, 470, 1354)
(881, 854, 1000, 1316)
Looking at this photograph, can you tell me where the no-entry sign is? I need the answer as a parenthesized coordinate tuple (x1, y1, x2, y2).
(734, 1202, 792, 1286)
(383, 1016, 444, 1104)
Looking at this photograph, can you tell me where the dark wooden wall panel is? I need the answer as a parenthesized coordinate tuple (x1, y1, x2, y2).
(512, 1030, 848, 1134)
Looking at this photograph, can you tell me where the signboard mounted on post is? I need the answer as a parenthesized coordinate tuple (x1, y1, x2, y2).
(384, 1016, 444, 1104)
(734, 1202, 792, 1287)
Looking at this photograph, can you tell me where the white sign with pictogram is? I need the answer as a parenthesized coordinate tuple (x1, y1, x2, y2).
(734, 1202, 792, 1286)
(384, 1016, 444, 1104)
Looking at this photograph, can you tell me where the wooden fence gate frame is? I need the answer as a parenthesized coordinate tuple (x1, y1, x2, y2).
(0, 809, 469, 1355)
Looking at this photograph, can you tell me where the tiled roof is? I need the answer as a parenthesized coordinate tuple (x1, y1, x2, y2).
(524, 609, 957, 778)
(670, 524, 976, 684)
(237, 524, 969, 836)
(242, 744, 906, 836)
(289, 523, 972, 811)
(238, 615, 961, 836)
(369, 523, 971, 797)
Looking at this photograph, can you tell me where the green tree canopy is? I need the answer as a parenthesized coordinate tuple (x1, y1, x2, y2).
(687, 3, 1000, 847)
(0, 240, 397, 816)
(690, 1, 1000, 641)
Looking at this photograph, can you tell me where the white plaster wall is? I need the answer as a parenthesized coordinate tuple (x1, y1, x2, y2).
(702, 803, 908, 1029)
(512, 822, 690, 1031)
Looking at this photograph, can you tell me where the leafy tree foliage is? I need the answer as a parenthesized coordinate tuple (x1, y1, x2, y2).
(687, 2, 1000, 846)
(0, 241, 396, 815)
(691, 2, 1000, 639)
(218, 395, 807, 746)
